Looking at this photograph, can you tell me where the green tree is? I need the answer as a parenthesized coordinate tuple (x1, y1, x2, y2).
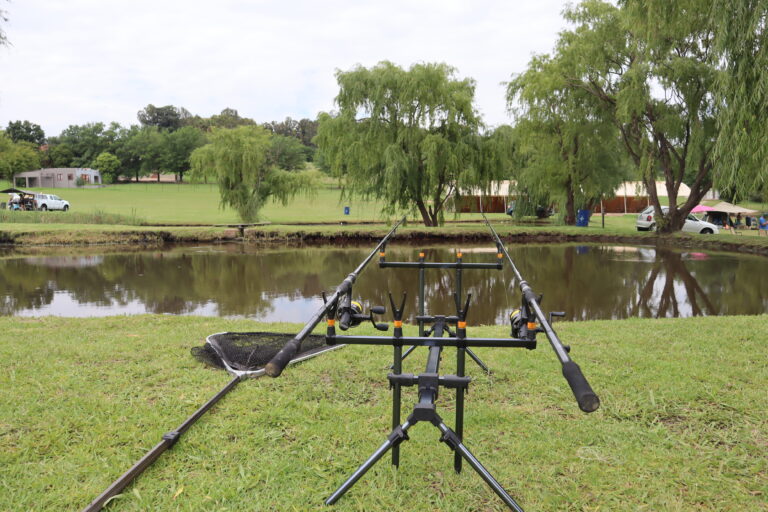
(625, 0, 767, 201)
(267, 134, 307, 171)
(137, 104, 188, 131)
(316, 61, 499, 227)
(508, 50, 626, 224)
(161, 126, 206, 182)
(91, 152, 121, 183)
(45, 143, 75, 168)
(189, 126, 318, 222)
(0, 2, 8, 48)
(111, 126, 164, 182)
(0, 133, 41, 181)
(6, 121, 46, 146)
(552, 1, 718, 233)
(55, 122, 118, 167)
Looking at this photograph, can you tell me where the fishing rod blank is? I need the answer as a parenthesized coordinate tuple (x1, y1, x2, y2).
(483, 214, 600, 413)
(265, 217, 406, 377)
(82, 335, 343, 512)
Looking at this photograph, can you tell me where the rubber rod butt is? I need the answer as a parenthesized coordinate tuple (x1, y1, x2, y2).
(265, 339, 301, 377)
(562, 361, 600, 413)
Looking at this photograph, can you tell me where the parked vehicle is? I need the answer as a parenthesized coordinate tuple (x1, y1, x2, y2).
(34, 194, 70, 211)
(636, 206, 718, 234)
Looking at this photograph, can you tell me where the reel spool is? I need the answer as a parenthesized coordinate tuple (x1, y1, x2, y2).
(337, 299, 389, 331)
(509, 309, 523, 338)
(338, 301, 364, 329)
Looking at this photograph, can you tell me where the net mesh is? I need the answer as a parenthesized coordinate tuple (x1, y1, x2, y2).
(192, 332, 328, 373)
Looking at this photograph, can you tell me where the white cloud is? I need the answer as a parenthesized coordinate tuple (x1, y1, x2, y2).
(0, 0, 571, 136)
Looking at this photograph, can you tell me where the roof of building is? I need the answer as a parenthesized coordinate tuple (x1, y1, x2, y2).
(14, 167, 100, 176)
(613, 181, 692, 198)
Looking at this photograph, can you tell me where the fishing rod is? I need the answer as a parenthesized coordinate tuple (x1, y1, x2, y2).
(81, 345, 342, 512)
(83, 220, 404, 510)
(265, 216, 406, 377)
(483, 214, 600, 413)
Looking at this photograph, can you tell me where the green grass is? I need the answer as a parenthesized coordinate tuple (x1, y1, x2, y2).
(0, 208, 145, 225)
(1, 315, 765, 511)
(2, 180, 393, 225)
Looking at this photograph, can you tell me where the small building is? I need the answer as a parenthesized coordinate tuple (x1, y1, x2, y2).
(13, 168, 102, 189)
(599, 181, 692, 214)
(456, 181, 515, 213)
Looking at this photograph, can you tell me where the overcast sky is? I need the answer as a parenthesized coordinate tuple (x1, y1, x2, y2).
(0, 0, 572, 136)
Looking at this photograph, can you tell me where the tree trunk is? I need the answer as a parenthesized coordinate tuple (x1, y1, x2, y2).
(564, 176, 576, 225)
(416, 199, 433, 227)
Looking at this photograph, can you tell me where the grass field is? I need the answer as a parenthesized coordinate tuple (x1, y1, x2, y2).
(1, 180, 394, 225)
(5, 179, 765, 227)
(1, 315, 766, 511)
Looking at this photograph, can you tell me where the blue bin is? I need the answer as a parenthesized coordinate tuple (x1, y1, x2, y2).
(576, 209, 591, 227)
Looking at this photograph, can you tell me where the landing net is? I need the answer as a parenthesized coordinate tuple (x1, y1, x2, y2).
(192, 332, 329, 377)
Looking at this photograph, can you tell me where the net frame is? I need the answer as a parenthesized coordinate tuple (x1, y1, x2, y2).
(194, 331, 343, 378)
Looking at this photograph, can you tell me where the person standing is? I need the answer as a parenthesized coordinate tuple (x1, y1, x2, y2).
(759, 213, 768, 236)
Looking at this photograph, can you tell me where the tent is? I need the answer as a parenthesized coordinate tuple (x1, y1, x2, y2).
(709, 201, 758, 215)
(0, 187, 34, 195)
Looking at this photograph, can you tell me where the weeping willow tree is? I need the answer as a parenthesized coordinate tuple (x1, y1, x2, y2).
(316, 61, 505, 227)
(623, 0, 768, 201)
(190, 126, 317, 222)
(711, 0, 768, 200)
(508, 53, 626, 225)
(546, 1, 719, 233)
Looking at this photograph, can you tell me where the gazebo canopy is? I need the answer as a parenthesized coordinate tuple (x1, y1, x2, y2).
(709, 201, 758, 214)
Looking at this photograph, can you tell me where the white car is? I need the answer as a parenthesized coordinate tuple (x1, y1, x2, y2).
(34, 193, 70, 211)
(636, 206, 718, 234)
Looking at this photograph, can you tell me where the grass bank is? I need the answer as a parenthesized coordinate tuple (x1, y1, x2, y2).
(4, 220, 768, 257)
(1, 315, 765, 511)
(3, 179, 768, 256)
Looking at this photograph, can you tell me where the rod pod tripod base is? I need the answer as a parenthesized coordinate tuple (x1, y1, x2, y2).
(324, 409, 524, 512)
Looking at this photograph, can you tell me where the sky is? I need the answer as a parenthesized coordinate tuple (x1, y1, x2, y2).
(0, 0, 573, 137)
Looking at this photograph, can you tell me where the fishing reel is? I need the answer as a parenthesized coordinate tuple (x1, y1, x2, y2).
(509, 309, 524, 338)
(337, 295, 389, 331)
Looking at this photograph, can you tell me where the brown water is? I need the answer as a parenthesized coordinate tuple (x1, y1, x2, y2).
(1, 243, 766, 323)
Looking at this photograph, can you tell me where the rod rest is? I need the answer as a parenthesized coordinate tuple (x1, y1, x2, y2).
(415, 314, 460, 324)
(387, 373, 471, 390)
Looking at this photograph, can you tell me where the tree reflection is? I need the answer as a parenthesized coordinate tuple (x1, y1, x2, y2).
(0, 243, 765, 322)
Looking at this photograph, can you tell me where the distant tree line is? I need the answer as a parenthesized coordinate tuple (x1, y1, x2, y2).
(0, 106, 319, 185)
(3, 0, 767, 229)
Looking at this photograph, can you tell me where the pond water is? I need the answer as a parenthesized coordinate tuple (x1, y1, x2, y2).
(1, 243, 766, 324)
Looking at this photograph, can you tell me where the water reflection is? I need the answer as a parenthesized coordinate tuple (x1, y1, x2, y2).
(1, 244, 765, 323)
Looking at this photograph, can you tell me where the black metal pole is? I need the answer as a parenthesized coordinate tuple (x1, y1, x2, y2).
(325, 420, 414, 505)
(454, 256, 465, 473)
(84, 341, 347, 512)
(81, 376, 241, 512)
(436, 422, 525, 512)
(418, 251, 425, 337)
(465, 347, 490, 373)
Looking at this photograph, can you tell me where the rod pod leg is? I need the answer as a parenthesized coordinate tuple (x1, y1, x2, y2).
(436, 421, 525, 512)
(325, 421, 413, 505)
(465, 347, 490, 373)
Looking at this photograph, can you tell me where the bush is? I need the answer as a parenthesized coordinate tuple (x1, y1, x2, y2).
(75, 177, 85, 187)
